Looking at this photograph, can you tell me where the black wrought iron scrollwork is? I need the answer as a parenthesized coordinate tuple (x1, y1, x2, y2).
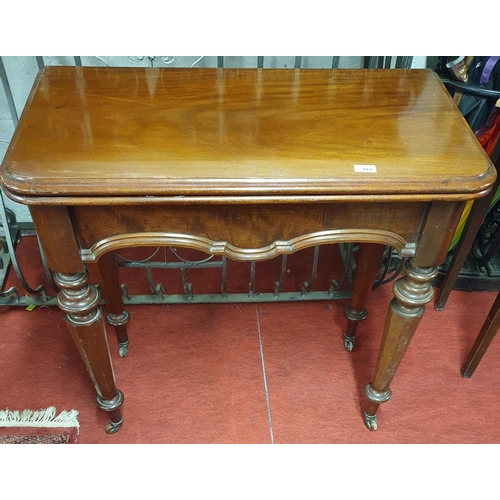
(0, 192, 45, 297)
(372, 247, 405, 290)
(169, 247, 214, 265)
(301, 246, 320, 296)
(117, 247, 161, 264)
(330, 243, 354, 293)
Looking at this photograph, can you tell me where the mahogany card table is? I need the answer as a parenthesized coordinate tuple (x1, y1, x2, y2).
(0, 66, 495, 434)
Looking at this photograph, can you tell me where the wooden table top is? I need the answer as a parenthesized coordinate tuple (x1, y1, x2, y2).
(0, 66, 495, 204)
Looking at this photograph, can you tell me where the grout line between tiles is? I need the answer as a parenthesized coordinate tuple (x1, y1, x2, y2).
(255, 304, 274, 444)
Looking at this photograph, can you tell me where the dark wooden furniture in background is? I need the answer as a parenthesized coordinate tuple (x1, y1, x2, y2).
(461, 289, 500, 378)
(435, 131, 500, 310)
(0, 66, 495, 434)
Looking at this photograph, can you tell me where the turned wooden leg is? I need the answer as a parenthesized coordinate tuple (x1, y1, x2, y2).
(96, 252, 130, 357)
(363, 262, 437, 431)
(343, 243, 386, 351)
(54, 270, 124, 434)
(461, 291, 500, 378)
(87, 252, 130, 357)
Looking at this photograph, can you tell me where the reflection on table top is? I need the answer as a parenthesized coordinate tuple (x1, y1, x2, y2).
(0, 66, 495, 201)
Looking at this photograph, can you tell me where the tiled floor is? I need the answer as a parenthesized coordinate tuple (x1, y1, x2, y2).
(2, 237, 500, 443)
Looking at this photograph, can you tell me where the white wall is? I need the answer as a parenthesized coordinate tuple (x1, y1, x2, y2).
(0, 55, 427, 223)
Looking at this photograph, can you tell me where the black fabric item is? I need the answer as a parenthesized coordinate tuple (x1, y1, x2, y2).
(458, 56, 500, 133)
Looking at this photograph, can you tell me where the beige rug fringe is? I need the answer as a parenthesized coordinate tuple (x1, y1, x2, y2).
(0, 407, 79, 428)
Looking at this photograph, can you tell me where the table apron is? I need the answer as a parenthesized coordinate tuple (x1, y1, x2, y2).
(68, 202, 431, 263)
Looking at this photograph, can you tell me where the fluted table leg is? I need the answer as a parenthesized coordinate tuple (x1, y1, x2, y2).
(363, 262, 437, 430)
(54, 271, 124, 433)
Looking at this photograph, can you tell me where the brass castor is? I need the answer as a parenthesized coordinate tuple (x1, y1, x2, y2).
(363, 412, 378, 431)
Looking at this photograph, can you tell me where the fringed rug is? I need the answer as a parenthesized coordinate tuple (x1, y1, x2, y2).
(0, 407, 79, 444)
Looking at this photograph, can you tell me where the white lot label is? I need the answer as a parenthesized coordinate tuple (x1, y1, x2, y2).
(353, 164, 377, 173)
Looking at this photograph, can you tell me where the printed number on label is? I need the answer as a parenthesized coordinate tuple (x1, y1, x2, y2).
(353, 164, 377, 173)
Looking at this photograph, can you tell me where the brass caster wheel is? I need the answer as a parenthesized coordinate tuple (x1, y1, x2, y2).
(343, 333, 355, 352)
(118, 341, 129, 358)
(105, 417, 123, 434)
(363, 412, 378, 431)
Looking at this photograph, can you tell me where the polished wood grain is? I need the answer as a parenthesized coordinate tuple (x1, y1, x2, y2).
(71, 202, 428, 262)
(0, 67, 496, 434)
(0, 67, 494, 202)
(29, 205, 84, 273)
